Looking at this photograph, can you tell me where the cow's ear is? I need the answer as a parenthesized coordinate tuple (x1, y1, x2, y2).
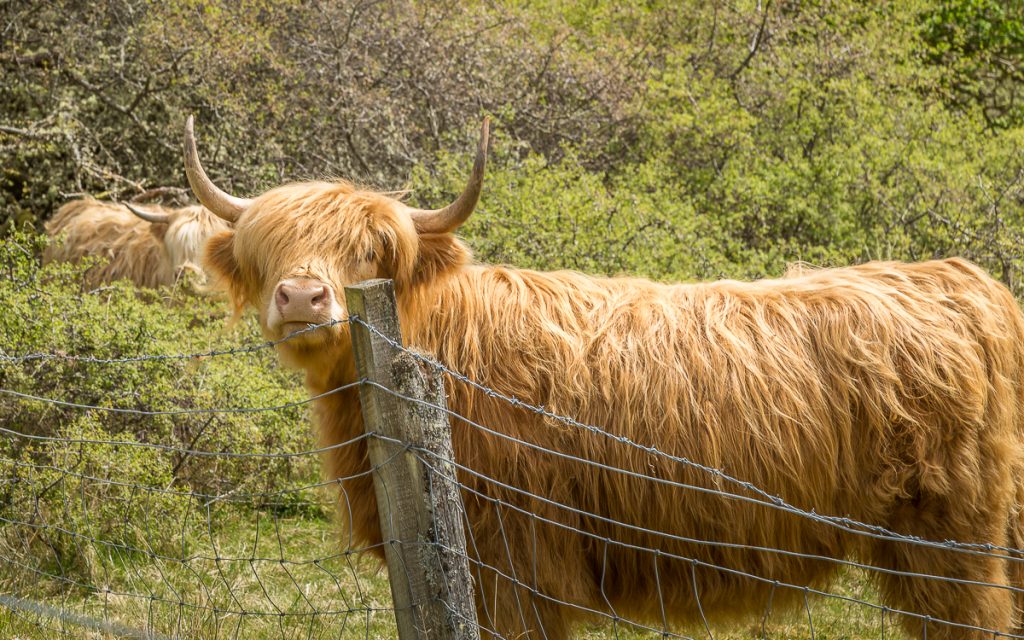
(204, 230, 239, 285)
(147, 222, 168, 241)
(412, 233, 472, 284)
(373, 221, 418, 287)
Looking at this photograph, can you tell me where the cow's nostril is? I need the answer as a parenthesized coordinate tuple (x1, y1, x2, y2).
(276, 288, 290, 307)
(311, 287, 328, 306)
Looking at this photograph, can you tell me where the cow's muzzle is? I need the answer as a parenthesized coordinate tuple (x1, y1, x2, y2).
(271, 277, 338, 335)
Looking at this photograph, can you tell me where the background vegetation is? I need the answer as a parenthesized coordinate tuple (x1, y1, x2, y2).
(2, 0, 1023, 637)
(4, 0, 1024, 289)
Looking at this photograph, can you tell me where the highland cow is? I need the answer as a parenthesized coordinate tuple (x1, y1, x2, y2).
(186, 115, 1024, 639)
(43, 197, 230, 288)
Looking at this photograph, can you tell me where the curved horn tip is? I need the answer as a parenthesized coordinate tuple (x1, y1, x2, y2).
(407, 117, 491, 234)
(479, 116, 490, 150)
(123, 202, 170, 224)
(183, 115, 195, 154)
(183, 114, 197, 166)
(182, 114, 251, 224)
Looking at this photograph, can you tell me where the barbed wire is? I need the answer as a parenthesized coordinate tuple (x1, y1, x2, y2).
(374, 380, 1024, 638)
(352, 315, 1024, 562)
(397, 435, 1024, 595)
(0, 319, 349, 364)
(2, 456, 356, 506)
(359, 314, 1024, 637)
(359, 374, 1024, 576)
(413, 448, 1024, 639)
(0, 377, 363, 417)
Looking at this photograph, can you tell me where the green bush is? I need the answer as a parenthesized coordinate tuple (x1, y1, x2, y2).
(6, 1, 1023, 292)
(2, 414, 188, 581)
(0, 232, 322, 582)
(411, 2, 1024, 295)
(919, 0, 1024, 130)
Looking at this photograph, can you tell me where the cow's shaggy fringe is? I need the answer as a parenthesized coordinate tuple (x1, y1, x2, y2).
(44, 198, 229, 288)
(204, 180, 1024, 639)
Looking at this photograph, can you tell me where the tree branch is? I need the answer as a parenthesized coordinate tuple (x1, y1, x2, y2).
(730, 0, 772, 81)
(65, 70, 176, 153)
(0, 125, 58, 139)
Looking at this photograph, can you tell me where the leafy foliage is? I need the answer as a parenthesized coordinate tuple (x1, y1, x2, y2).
(413, 2, 1024, 295)
(0, 232, 319, 580)
(4, 0, 1023, 292)
(919, 0, 1024, 130)
(0, 0, 641, 230)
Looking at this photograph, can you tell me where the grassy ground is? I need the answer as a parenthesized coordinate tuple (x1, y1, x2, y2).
(0, 506, 903, 640)
(577, 568, 897, 640)
(0, 511, 397, 640)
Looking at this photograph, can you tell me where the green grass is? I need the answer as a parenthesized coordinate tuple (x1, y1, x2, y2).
(0, 510, 398, 640)
(0, 504, 906, 640)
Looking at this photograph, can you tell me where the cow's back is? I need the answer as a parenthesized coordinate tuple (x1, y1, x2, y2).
(44, 199, 171, 288)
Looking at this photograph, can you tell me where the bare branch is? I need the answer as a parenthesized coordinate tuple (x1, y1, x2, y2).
(0, 125, 58, 139)
(129, 187, 190, 205)
(65, 70, 176, 153)
(730, 0, 772, 81)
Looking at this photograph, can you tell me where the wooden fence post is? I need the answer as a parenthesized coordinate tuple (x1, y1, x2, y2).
(345, 279, 480, 640)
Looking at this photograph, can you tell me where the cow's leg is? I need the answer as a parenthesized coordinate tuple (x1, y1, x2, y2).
(870, 496, 1014, 640)
(470, 563, 575, 639)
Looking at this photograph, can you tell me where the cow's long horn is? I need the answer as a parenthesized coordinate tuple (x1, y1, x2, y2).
(123, 202, 171, 224)
(183, 115, 252, 223)
(407, 117, 490, 234)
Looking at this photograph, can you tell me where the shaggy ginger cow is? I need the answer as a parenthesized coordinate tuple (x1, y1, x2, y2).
(44, 197, 230, 288)
(187, 115, 1024, 639)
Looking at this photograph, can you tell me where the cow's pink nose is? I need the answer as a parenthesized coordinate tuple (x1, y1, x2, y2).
(275, 279, 333, 322)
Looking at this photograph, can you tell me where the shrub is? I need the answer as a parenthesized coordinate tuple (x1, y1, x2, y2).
(0, 231, 323, 580)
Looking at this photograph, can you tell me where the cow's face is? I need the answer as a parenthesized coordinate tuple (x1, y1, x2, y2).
(126, 204, 232, 278)
(203, 184, 420, 352)
(163, 207, 232, 272)
(187, 116, 488, 361)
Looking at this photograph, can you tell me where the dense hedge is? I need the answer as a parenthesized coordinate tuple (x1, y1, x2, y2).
(6, 1, 1021, 289)
(0, 233, 316, 578)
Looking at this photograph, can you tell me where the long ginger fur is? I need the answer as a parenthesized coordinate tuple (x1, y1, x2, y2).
(203, 179, 1024, 639)
(44, 197, 229, 288)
